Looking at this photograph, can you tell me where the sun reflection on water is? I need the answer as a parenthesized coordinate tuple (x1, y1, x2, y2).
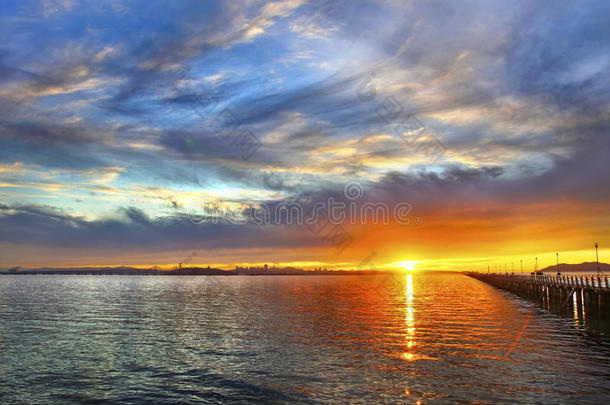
(402, 273, 416, 361)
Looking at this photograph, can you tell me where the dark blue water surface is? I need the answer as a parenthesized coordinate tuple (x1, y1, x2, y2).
(1, 273, 610, 404)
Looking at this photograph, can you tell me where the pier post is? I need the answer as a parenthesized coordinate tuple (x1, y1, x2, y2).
(576, 288, 584, 322)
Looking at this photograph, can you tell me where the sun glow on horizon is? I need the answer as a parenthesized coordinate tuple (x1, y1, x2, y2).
(395, 260, 417, 271)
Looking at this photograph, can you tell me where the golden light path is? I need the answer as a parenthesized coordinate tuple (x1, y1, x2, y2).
(402, 273, 416, 361)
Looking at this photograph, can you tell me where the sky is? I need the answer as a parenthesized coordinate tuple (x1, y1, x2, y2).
(0, 0, 609, 271)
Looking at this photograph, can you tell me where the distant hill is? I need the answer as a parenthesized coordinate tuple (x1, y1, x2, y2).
(540, 262, 610, 273)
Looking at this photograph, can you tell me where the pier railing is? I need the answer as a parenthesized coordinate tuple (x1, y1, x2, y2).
(482, 273, 609, 289)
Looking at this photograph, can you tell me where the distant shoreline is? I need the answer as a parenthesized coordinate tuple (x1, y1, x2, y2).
(0, 267, 404, 276)
(1, 262, 607, 276)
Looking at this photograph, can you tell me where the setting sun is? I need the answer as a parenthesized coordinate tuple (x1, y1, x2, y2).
(396, 260, 417, 271)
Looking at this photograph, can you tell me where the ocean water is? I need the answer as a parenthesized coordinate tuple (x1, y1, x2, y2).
(1, 272, 609, 404)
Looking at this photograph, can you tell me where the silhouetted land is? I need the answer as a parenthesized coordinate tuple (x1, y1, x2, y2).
(538, 262, 610, 274)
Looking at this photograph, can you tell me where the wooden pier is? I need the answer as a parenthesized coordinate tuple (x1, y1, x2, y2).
(466, 273, 610, 325)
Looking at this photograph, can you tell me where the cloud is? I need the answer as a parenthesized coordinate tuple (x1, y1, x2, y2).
(0, 202, 321, 252)
(243, 0, 308, 40)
